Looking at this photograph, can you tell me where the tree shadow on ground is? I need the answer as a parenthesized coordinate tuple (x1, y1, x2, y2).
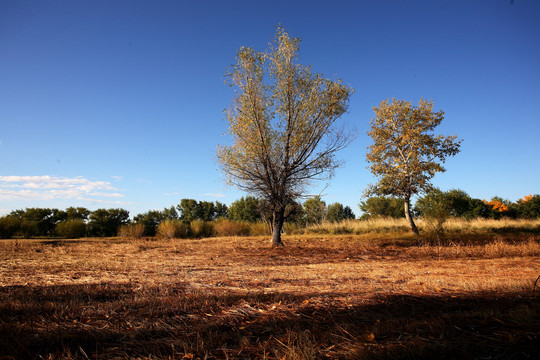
(1, 283, 538, 359)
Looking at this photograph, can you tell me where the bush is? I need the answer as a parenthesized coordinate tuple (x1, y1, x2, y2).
(282, 222, 301, 234)
(117, 223, 145, 239)
(250, 222, 270, 236)
(359, 196, 404, 219)
(156, 220, 190, 239)
(415, 189, 452, 232)
(190, 220, 215, 238)
(214, 219, 251, 237)
(55, 219, 87, 239)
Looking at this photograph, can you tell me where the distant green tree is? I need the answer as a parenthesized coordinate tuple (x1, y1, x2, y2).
(55, 219, 87, 239)
(134, 210, 166, 236)
(7, 208, 67, 237)
(303, 196, 326, 225)
(0, 215, 21, 239)
(88, 208, 130, 237)
(177, 199, 200, 222)
(442, 189, 472, 217)
(359, 196, 404, 219)
(326, 202, 356, 222)
(199, 201, 217, 222)
(161, 206, 179, 220)
(516, 194, 540, 218)
(177, 199, 228, 222)
(466, 198, 491, 219)
(228, 196, 263, 222)
(66, 207, 90, 221)
(214, 201, 228, 219)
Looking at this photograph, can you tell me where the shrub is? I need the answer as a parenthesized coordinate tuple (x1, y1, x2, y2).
(55, 219, 87, 239)
(359, 196, 404, 219)
(214, 219, 251, 237)
(283, 222, 301, 234)
(250, 222, 270, 236)
(117, 223, 145, 239)
(415, 189, 452, 232)
(156, 220, 190, 239)
(190, 220, 215, 238)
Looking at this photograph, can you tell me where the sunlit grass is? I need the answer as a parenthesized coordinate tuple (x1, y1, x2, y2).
(1, 232, 538, 359)
(299, 217, 540, 235)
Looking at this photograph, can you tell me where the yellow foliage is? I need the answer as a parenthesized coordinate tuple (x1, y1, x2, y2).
(483, 199, 509, 212)
(519, 194, 533, 203)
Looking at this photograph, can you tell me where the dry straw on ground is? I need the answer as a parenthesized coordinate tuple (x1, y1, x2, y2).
(1, 224, 539, 359)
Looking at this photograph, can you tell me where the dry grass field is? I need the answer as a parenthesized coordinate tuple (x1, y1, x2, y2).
(1, 226, 539, 359)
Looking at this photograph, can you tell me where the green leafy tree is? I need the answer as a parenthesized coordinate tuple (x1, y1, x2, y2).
(218, 28, 354, 246)
(414, 189, 489, 220)
(359, 196, 404, 219)
(228, 196, 263, 222)
(55, 219, 87, 239)
(66, 207, 90, 221)
(88, 208, 130, 237)
(366, 98, 462, 234)
(177, 199, 200, 222)
(214, 201, 228, 219)
(0, 215, 22, 239)
(199, 201, 217, 222)
(303, 196, 327, 225)
(134, 210, 165, 236)
(516, 194, 540, 218)
(162, 206, 179, 220)
(326, 202, 355, 222)
(7, 208, 67, 237)
(177, 199, 227, 222)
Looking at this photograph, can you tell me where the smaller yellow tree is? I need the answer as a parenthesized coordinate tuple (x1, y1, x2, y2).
(366, 98, 462, 234)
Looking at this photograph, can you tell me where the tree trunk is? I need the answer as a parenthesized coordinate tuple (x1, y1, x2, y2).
(404, 196, 419, 234)
(271, 208, 285, 247)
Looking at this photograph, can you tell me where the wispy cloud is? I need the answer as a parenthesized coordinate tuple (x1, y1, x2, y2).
(0, 176, 125, 201)
(164, 192, 182, 196)
(111, 176, 124, 182)
(201, 193, 227, 198)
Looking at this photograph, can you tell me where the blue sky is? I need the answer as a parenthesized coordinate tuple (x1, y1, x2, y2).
(1, 0, 539, 217)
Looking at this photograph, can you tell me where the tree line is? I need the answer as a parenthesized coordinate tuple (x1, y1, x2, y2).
(1, 192, 538, 239)
(361, 191, 540, 221)
(0, 196, 352, 239)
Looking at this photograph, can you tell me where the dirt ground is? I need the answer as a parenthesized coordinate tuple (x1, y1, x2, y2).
(1, 234, 539, 359)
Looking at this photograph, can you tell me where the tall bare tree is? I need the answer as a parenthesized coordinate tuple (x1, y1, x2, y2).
(366, 98, 462, 234)
(217, 28, 354, 246)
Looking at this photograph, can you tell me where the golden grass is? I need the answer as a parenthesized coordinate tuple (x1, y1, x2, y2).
(1, 233, 539, 359)
(301, 217, 540, 235)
